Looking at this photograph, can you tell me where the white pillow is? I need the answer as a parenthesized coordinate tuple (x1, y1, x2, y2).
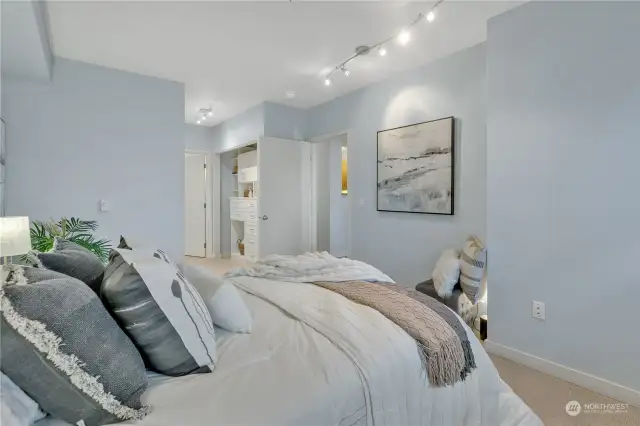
(182, 264, 252, 333)
(1, 372, 46, 426)
(431, 249, 461, 298)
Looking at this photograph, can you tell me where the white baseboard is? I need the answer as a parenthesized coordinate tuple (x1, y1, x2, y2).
(484, 340, 640, 407)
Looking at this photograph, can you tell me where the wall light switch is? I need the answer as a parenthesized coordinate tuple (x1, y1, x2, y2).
(99, 199, 110, 212)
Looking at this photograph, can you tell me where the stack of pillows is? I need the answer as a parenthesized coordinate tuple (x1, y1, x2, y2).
(1, 237, 252, 426)
(431, 235, 488, 313)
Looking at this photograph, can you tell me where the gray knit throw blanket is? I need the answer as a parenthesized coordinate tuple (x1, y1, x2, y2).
(314, 281, 476, 387)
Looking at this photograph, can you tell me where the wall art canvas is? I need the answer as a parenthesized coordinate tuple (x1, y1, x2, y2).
(377, 117, 454, 215)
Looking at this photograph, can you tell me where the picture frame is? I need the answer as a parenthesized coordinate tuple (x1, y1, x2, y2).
(0, 118, 5, 165)
(377, 117, 454, 215)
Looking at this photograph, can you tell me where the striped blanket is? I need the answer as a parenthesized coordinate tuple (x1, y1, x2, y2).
(314, 281, 476, 387)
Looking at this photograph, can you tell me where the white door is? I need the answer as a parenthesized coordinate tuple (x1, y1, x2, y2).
(185, 152, 207, 257)
(258, 137, 306, 257)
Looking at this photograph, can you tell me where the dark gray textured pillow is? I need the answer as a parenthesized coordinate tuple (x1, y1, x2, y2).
(101, 249, 216, 376)
(0, 266, 149, 426)
(118, 235, 132, 250)
(34, 237, 105, 293)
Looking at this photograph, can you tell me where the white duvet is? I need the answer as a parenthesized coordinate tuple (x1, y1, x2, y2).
(37, 275, 541, 426)
(227, 252, 394, 283)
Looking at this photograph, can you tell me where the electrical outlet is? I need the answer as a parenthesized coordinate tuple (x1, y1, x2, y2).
(532, 301, 545, 320)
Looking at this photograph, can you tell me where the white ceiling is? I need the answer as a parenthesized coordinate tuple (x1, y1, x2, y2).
(46, 1, 520, 126)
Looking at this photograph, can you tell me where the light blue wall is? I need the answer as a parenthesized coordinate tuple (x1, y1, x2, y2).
(487, 1, 640, 391)
(307, 44, 487, 285)
(211, 103, 264, 153)
(184, 123, 214, 152)
(4, 58, 185, 259)
(263, 102, 308, 140)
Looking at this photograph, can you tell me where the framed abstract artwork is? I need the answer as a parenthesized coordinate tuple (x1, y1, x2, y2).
(0, 118, 5, 217)
(377, 117, 454, 215)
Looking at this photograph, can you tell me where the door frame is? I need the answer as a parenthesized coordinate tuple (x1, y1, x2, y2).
(185, 149, 215, 258)
(213, 140, 258, 258)
(307, 130, 352, 256)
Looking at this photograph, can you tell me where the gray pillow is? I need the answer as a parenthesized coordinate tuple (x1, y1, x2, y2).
(0, 266, 149, 426)
(101, 249, 216, 376)
(33, 237, 105, 293)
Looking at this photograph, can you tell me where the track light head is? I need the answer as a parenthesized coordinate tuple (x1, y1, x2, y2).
(397, 30, 411, 45)
(426, 11, 435, 22)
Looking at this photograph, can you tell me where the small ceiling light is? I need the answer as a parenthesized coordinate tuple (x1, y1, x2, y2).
(196, 120, 201, 124)
(378, 47, 387, 56)
(201, 115, 207, 121)
(426, 11, 435, 23)
(285, 91, 296, 99)
(397, 30, 411, 46)
(341, 67, 350, 77)
(324, 78, 332, 86)
(207, 111, 213, 117)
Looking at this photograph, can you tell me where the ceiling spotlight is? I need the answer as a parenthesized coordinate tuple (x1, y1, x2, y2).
(324, 78, 332, 86)
(207, 111, 213, 117)
(196, 120, 201, 124)
(341, 67, 350, 77)
(397, 30, 411, 46)
(426, 11, 435, 23)
(378, 47, 387, 56)
(201, 115, 207, 121)
(285, 91, 296, 99)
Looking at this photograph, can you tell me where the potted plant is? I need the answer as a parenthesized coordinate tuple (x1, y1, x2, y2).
(27, 217, 112, 263)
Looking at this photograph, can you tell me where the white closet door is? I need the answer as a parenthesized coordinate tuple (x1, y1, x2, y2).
(184, 152, 207, 257)
(258, 137, 305, 258)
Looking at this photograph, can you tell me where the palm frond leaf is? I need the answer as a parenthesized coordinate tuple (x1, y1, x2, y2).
(27, 218, 112, 264)
(59, 217, 98, 237)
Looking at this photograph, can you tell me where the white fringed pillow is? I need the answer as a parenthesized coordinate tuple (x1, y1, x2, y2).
(459, 236, 487, 305)
(431, 249, 461, 298)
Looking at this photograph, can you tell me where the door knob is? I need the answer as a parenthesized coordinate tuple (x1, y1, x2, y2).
(261, 215, 268, 220)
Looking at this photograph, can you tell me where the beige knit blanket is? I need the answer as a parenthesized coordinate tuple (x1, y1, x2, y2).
(314, 281, 476, 387)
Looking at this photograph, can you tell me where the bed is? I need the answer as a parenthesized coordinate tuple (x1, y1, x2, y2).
(37, 273, 541, 426)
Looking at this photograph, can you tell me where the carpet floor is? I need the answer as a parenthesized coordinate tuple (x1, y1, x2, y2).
(490, 355, 640, 425)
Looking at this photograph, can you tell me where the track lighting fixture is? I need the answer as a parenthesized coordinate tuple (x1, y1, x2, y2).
(323, 0, 442, 87)
(196, 108, 213, 125)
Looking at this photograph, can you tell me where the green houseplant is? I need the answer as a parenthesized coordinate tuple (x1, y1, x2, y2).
(28, 217, 112, 263)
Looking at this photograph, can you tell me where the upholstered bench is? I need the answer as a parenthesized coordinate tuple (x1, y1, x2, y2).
(415, 279, 475, 323)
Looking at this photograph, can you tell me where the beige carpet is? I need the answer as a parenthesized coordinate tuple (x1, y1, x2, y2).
(491, 355, 640, 425)
(187, 258, 639, 426)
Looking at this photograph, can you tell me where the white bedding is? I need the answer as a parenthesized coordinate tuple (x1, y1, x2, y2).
(37, 276, 541, 426)
(227, 252, 394, 283)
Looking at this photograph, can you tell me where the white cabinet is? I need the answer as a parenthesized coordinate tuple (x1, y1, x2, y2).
(238, 166, 258, 183)
(230, 197, 259, 262)
(237, 150, 257, 170)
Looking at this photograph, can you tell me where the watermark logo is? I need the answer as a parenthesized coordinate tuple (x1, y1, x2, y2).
(565, 400, 582, 416)
(565, 400, 629, 416)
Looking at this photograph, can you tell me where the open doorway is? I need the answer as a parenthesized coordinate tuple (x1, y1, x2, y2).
(184, 150, 214, 258)
(311, 133, 350, 258)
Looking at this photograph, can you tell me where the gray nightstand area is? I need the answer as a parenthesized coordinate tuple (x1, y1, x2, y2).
(415, 279, 465, 313)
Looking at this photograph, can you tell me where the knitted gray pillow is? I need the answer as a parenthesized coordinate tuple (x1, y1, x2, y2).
(0, 266, 149, 426)
(33, 237, 105, 293)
